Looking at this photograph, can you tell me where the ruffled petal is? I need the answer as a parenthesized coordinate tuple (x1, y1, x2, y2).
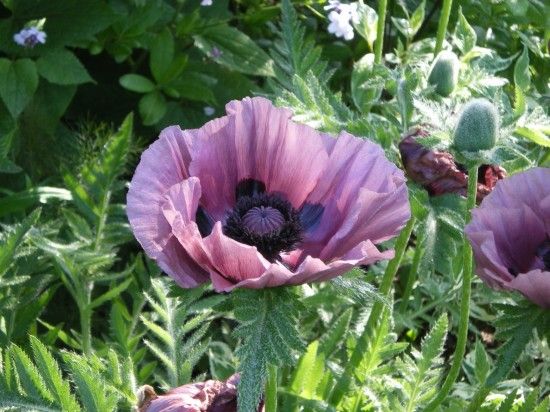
(203, 223, 271, 291)
(127, 126, 194, 257)
(127, 127, 209, 287)
(299, 132, 410, 261)
(508, 269, 550, 309)
(480, 167, 550, 218)
(189, 97, 330, 218)
(466, 205, 546, 275)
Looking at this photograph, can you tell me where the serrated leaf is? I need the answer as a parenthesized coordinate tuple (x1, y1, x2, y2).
(29, 336, 81, 412)
(234, 288, 303, 412)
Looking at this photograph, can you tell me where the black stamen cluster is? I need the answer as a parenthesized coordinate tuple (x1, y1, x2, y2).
(537, 238, 550, 271)
(223, 193, 303, 262)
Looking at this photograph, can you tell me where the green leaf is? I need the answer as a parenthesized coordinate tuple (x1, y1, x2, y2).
(29, 336, 81, 412)
(454, 8, 476, 55)
(350, 54, 386, 113)
(473, 340, 490, 384)
(0, 58, 39, 118)
(290, 341, 325, 398)
(0, 208, 40, 278)
(401, 313, 448, 410)
(9, 345, 54, 403)
(409, 0, 426, 36)
(194, 25, 275, 77)
(36, 49, 93, 85)
(139, 92, 167, 125)
(355, 2, 378, 49)
(119, 74, 156, 93)
(150, 29, 174, 83)
(515, 126, 550, 147)
(486, 303, 543, 387)
(233, 288, 303, 412)
(319, 308, 353, 357)
(513, 46, 531, 91)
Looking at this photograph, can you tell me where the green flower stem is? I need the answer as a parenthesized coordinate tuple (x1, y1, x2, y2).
(435, 0, 453, 54)
(329, 216, 416, 406)
(399, 231, 425, 312)
(265, 364, 278, 412)
(374, 0, 388, 64)
(425, 164, 478, 411)
(78, 280, 93, 356)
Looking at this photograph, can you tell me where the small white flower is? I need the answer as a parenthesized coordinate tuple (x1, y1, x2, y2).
(201, 0, 213, 6)
(325, 1, 359, 41)
(204, 106, 215, 116)
(13, 26, 47, 48)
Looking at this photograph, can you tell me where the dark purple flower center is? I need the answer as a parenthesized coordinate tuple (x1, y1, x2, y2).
(537, 238, 550, 271)
(223, 180, 303, 261)
(242, 206, 285, 235)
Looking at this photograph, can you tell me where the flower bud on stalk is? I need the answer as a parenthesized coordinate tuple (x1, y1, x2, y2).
(453, 98, 499, 152)
(428, 50, 460, 97)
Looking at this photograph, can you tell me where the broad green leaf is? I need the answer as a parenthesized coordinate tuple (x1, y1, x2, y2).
(194, 26, 275, 77)
(513, 46, 530, 91)
(0, 58, 38, 118)
(36, 49, 93, 85)
(119, 74, 156, 93)
(515, 126, 550, 147)
(351, 53, 384, 113)
(150, 29, 175, 83)
(410, 0, 426, 36)
(139, 92, 167, 125)
(454, 8, 476, 55)
(355, 3, 378, 49)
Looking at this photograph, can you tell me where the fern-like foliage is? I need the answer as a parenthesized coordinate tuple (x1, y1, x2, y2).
(141, 278, 219, 389)
(233, 287, 304, 412)
(485, 300, 545, 387)
(390, 313, 449, 411)
(0, 336, 135, 412)
(267, 0, 330, 92)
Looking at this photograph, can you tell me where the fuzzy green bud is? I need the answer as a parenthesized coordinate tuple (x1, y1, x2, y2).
(453, 98, 499, 152)
(428, 51, 460, 97)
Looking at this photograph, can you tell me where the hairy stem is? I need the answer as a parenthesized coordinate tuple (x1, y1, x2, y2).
(425, 164, 478, 411)
(79, 282, 93, 356)
(265, 364, 278, 412)
(374, 0, 388, 64)
(329, 216, 416, 405)
(435, 0, 453, 54)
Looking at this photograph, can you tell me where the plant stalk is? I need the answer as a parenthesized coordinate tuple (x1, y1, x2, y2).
(435, 0, 453, 54)
(374, 0, 388, 64)
(424, 164, 478, 411)
(79, 282, 93, 356)
(329, 216, 416, 405)
(265, 363, 278, 412)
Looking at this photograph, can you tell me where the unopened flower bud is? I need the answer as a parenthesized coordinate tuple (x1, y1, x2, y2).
(453, 98, 499, 152)
(428, 50, 460, 97)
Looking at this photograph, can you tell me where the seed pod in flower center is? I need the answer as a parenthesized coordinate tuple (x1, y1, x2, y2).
(428, 50, 460, 97)
(453, 98, 499, 152)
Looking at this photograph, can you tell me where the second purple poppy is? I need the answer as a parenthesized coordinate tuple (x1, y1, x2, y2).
(465, 168, 550, 308)
(127, 97, 410, 291)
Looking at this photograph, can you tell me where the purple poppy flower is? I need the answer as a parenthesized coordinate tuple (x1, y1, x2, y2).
(137, 374, 263, 412)
(127, 97, 410, 292)
(465, 167, 550, 308)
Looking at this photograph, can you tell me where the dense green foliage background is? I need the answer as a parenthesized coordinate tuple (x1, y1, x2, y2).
(0, 1, 548, 411)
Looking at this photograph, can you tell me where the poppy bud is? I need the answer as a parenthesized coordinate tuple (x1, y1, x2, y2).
(428, 50, 459, 97)
(453, 98, 499, 152)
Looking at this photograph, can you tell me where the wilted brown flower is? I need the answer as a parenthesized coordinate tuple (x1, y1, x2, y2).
(398, 127, 506, 202)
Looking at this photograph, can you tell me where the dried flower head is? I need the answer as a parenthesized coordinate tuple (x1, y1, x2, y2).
(127, 97, 410, 292)
(465, 167, 550, 308)
(399, 127, 506, 203)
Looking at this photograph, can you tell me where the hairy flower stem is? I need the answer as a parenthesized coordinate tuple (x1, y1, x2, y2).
(425, 164, 478, 411)
(374, 0, 388, 64)
(79, 282, 93, 356)
(329, 216, 416, 406)
(435, 0, 453, 54)
(265, 364, 278, 412)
